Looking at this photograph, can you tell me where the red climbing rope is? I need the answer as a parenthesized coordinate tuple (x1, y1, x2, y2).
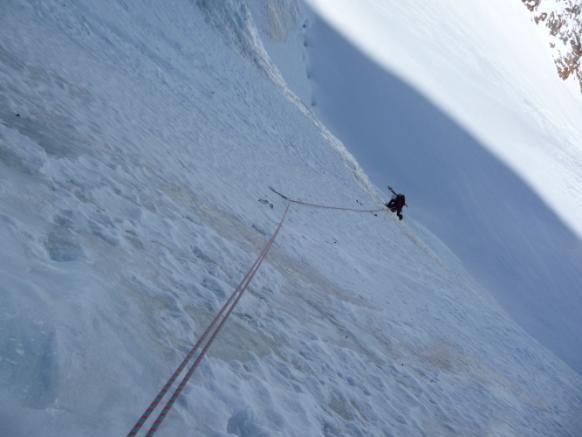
(128, 186, 384, 435)
(128, 205, 289, 436)
(269, 186, 385, 213)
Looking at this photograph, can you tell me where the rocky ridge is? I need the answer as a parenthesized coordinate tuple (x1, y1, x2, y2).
(522, 0, 582, 91)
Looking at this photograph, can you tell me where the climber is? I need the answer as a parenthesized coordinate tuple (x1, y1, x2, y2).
(385, 186, 406, 220)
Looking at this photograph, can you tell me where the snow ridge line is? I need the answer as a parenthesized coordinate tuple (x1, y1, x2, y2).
(128, 205, 289, 436)
(269, 186, 385, 213)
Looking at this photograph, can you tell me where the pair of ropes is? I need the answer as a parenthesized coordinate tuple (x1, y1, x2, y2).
(128, 189, 383, 435)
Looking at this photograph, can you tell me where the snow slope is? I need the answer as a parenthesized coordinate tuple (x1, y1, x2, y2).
(300, 0, 582, 375)
(0, 0, 581, 436)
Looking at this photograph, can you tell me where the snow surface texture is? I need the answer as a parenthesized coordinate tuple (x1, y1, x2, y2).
(302, 0, 582, 375)
(0, 1, 581, 436)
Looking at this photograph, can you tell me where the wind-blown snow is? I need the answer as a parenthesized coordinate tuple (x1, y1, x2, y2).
(0, 1, 581, 436)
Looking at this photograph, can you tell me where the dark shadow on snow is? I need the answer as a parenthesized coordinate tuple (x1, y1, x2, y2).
(306, 12, 582, 373)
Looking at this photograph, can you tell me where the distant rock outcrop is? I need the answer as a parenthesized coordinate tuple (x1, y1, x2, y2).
(522, 0, 582, 92)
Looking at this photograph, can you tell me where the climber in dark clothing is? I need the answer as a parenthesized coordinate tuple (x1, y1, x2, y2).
(385, 186, 406, 220)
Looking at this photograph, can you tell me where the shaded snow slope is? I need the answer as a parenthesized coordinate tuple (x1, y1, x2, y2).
(302, 0, 582, 374)
(0, 1, 581, 436)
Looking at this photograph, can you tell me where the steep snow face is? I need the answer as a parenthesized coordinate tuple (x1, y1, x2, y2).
(1, 1, 582, 436)
(197, 0, 287, 90)
(303, 0, 582, 374)
(246, 0, 312, 105)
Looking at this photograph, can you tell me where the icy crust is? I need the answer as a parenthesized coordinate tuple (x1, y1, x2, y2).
(0, 1, 580, 436)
